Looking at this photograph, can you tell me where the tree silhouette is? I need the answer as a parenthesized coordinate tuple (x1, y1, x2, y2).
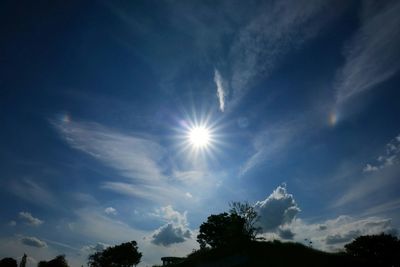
(19, 255, 26, 267)
(197, 212, 250, 249)
(229, 201, 261, 240)
(0, 258, 17, 267)
(88, 241, 142, 267)
(37, 255, 69, 267)
(345, 233, 400, 267)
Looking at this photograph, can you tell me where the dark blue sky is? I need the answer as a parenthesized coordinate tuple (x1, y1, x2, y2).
(1, 1, 400, 266)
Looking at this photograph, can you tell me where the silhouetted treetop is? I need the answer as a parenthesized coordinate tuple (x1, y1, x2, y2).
(37, 255, 69, 267)
(0, 258, 17, 267)
(88, 241, 142, 267)
(345, 233, 400, 267)
(197, 212, 251, 249)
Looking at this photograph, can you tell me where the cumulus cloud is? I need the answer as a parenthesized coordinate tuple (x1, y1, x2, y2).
(20, 236, 47, 248)
(278, 228, 295, 240)
(325, 230, 361, 245)
(150, 205, 192, 246)
(152, 223, 191, 246)
(104, 207, 117, 215)
(362, 164, 379, 173)
(81, 242, 109, 254)
(254, 184, 300, 232)
(19, 212, 43, 226)
(363, 133, 400, 172)
(335, 1, 400, 103)
(214, 69, 226, 112)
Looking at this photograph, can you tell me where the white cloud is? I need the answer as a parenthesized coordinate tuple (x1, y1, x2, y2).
(290, 215, 396, 251)
(8, 220, 16, 226)
(278, 228, 295, 240)
(362, 163, 378, 173)
(335, 1, 400, 103)
(151, 223, 191, 246)
(363, 133, 400, 172)
(150, 205, 192, 246)
(20, 236, 47, 248)
(254, 184, 300, 232)
(81, 242, 109, 254)
(214, 69, 226, 112)
(19, 212, 44, 226)
(104, 207, 117, 215)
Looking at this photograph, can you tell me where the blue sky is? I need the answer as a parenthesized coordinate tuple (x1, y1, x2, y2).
(1, 0, 400, 266)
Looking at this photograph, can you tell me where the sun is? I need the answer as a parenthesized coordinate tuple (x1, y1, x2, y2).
(189, 126, 210, 148)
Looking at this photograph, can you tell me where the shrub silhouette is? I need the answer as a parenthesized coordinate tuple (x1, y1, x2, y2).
(37, 255, 69, 267)
(345, 233, 400, 267)
(88, 241, 142, 267)
(0, 258, 17, 267)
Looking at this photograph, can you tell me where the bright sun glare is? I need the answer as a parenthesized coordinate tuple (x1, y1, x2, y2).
(189, 126, 210, 148)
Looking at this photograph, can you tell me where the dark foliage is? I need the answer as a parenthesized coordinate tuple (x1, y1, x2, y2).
(177, 240, 369, 267)
(37, 255, 69, 267)
(345, 233, 400, 267)
(0, 258, 17, 267)
(229, 201, 261, 240)
(19, 255, 26, 267)
(88, 241, 142, 267)
(197, 212, 251, 249)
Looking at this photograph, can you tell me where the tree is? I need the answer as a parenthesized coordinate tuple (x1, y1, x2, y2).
(345, 233, 400, 267)
(197, 212, 250, 249)
(37, 255, 69, 267)
(229, 201, 261, 240)
(88, 241, 142, 267)
(0, 258, 17, 267)
(19, 255, 26, 267)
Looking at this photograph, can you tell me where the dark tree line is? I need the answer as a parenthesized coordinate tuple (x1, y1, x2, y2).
(88, 241, 142, 267)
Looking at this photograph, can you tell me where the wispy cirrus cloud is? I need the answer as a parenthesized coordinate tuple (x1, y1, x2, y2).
(333, 164, 399, 208)
(53, 119, 166, 182)
(53, 118, 195, 204)
(332, 133, 400, 208)
(9, 179, 56, 207)
(101, 182, 189, 203)
(214, 69, 226, 112)
(226, 0, 342, 110)
(335, 1, 400, 104)
(240, 120, 304, 176)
